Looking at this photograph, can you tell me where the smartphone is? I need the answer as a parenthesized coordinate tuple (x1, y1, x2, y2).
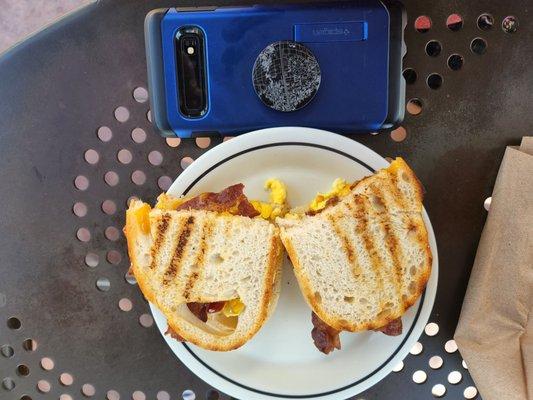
(145, 1, 405, 138)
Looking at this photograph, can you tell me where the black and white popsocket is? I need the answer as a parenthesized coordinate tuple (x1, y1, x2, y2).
(252, 41, 321, 112)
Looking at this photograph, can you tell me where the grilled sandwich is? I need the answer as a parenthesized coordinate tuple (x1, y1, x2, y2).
(277, 158, 432, 354)
(125, 184, 284, 351)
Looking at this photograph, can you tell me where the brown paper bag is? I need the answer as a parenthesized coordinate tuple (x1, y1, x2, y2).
(454, 137, 533, 400)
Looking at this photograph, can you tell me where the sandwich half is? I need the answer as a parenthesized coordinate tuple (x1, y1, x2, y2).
(277, 158, 432, 354)
(125, 184, 284, 351)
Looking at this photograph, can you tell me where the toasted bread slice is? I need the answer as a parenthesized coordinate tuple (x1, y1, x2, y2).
(125, 200, 284, 351)
(277, 158, 432, 332)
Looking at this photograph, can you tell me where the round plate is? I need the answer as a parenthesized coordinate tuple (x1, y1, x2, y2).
(151, 127, 439, 400)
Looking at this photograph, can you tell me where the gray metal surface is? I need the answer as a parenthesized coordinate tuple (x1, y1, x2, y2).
(0, 0, 527, 399)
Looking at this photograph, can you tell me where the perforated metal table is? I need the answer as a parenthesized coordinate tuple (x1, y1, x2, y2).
(0, 0, 527, 399)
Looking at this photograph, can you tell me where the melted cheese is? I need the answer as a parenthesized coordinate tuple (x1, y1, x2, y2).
(155, 193, 185, 210)
(132, 202, 151, 234)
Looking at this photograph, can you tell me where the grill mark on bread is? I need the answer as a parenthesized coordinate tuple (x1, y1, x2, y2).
(372, 187, 403, 299)
(388, 168, 407, 211)
(149, 213, 171, 270)
(183, 218, 213, 300)
(355, 166, 404, 211)
(353, 196, 384, 304)
(164, 216, 195, 285)
(327, 214, 360, 278)
(257, 234, 282, 326)
(381, 222, 403, 301)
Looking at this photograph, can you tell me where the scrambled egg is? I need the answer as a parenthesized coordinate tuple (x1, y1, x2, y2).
(222, 298, 245, 317)
(251, 178, 288, 220)
(265, 179, 287, 204)
(143, 178, 347, 225)
(308, 178, 351, 212)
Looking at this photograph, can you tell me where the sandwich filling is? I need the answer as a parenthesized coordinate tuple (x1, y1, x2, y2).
(284, 178, 355, 219)
(307, 178, 352, 214)
(250, 179, 288, 220)
(155, 183, 260, 218)
(311, 313, 402, 354)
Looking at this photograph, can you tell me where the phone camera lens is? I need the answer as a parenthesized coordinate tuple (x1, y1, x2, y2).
(176, 28, 207, 117)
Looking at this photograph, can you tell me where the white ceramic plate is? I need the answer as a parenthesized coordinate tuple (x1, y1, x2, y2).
(151, 127, 438, 400)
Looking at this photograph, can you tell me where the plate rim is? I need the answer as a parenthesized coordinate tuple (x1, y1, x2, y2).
(150, 127, 439, 400)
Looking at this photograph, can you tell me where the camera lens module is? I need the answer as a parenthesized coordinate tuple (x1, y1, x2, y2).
(175, 27, 207, 118)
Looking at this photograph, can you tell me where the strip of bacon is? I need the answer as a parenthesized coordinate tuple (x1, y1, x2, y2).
(175, 183, 259, 217)
(186, 301, 227, 322)
(376, 317, 403, 336)
(311, 312, 341, 354)
(186, 302, 208, 322)
(165, 326, 186, 341)
(310, 314, 403, 354)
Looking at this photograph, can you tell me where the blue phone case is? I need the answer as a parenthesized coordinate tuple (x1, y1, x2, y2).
(145, 2, 405, 138)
